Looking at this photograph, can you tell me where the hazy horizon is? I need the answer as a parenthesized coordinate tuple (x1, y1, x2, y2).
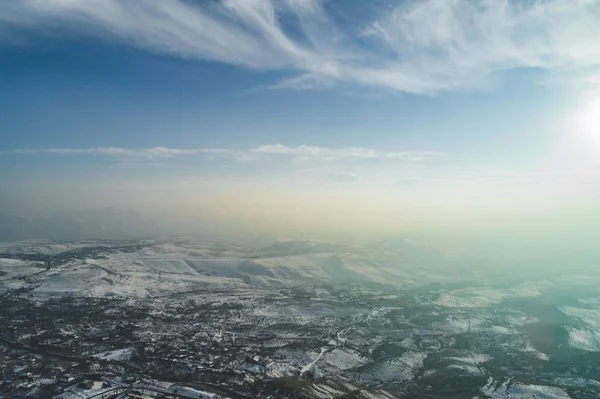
(1, 0, 600, 263)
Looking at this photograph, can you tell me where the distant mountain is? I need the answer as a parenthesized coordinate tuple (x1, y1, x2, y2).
(0, 208, 161, 242)
(0, 214, 36, 241)
(259, 240, 346, 257)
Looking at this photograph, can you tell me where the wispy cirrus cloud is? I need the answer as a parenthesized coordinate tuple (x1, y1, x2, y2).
(397, 177, 469, 186)
(321, 172, 363, 183)
(12, 146, 231, 159)
(1, 0, 600, 93)
(9, 145, 445, 163)
(250, 144, 442, 161)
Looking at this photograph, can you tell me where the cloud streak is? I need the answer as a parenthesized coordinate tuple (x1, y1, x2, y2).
(1, 0, 600, 93)
(396, 171, 600, 188)
(321, 172, 363, 183)
(13, 146, 231, 159)
(10, 145, 444, 163)
(250, 144, 442, 161)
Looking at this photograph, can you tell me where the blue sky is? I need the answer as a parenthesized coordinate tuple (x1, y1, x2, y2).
(1, 0, 600, 236)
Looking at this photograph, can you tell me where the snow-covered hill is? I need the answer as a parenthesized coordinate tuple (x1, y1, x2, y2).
(0, 238, 476, 298)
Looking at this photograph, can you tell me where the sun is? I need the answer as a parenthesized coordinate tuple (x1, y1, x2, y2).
(571, 93, 600, 151)
(549, 91, 600, 170)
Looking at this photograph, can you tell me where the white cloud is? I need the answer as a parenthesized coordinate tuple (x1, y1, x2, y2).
(251, 144, 444, 162)
(321, 172, 362, 183)
(396, 170, 600, 188)
(10, 144, 444, 163)
(1, 0, 600, 93)
(397, 177, 469, 186)
(13, 146, 231, 159)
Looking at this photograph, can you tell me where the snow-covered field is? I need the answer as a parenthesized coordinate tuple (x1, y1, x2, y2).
(0, 237, 501, 300)
(93, 347, 133, 361)
(3, 238, 600, 398)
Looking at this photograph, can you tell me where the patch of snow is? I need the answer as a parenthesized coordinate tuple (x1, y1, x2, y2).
(481, 377, 571, 399)
(553, 377, 600, 388)
(301, 347, 328, 375)
(360, 351, 426, 383)
(564, 326, 600, 352)
(93, 347, 133, 361)
(265, 362, 297, 378)
(167, 386, 217, 399)
(559, 306, 600, 329)
(321, 348, 367, 371)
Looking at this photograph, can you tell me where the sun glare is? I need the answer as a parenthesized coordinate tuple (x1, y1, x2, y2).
(572, 94, 600, 150)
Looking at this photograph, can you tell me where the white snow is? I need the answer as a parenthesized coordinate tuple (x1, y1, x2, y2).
(360, 352, 426, 383)
(444, 353, 492, 365)
(93, 347, 133, 361)
(321, 348, 367, 371)
(301, 347, 328, 375)
(433, 282, 546, 308)
(167, 386, 217, 399)
(559, 306, 600, 329)
(265, 361, 297, 378)
(564, 326, 600, 352)
(481, 378, 571, 399)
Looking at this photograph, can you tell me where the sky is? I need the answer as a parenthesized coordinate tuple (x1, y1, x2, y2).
(1, 0, 600, 241)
